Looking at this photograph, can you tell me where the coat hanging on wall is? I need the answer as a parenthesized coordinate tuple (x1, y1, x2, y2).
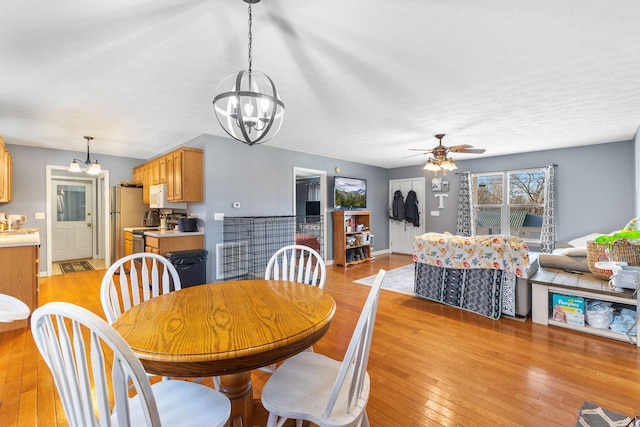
(404, 190, 420, 226)
(391, 190, 405, 221)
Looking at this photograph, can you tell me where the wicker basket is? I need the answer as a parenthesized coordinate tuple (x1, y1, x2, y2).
(586, 240, 640, 279)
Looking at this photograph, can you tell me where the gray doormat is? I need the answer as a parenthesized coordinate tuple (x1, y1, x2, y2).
(59, 260, 95, 274)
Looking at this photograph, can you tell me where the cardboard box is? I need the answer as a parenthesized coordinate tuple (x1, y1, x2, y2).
(551, 294, 585, 326)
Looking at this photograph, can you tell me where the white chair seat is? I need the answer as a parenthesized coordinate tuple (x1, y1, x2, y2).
(0, 294, 30, 322)
(114, 379, 230, 427)
(262, 351, 370, 426)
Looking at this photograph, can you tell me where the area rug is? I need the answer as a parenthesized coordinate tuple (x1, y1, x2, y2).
(575, 401, 634, 427)
(59, 260, 95, 274)
(354, 264, 414, 295)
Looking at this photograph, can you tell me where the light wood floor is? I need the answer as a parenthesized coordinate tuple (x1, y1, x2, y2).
(1, 253, 639, 426)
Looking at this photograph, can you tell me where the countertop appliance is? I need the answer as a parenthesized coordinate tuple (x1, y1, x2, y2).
(149, 184, 187, 209)
(110, 186, 147, 261)
(143, 210, 160, 227)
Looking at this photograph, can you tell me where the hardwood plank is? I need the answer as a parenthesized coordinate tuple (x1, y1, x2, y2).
(1, 254, 639, 426)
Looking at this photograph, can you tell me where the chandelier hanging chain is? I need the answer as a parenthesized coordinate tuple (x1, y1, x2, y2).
(247, 2, 253, 73)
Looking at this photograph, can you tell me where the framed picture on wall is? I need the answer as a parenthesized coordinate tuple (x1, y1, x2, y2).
(431, 177, 442, 191)
(432, 178, 450, 192)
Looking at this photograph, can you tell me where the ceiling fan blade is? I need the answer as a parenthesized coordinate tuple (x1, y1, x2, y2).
(408, 148, 434, 152)
(456, 148, 486, 154)
(447, 144, 473, 151)
(402, 152, 429, 159)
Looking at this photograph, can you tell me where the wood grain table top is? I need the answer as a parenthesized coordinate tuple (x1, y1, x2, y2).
(112, 279, 336, 377)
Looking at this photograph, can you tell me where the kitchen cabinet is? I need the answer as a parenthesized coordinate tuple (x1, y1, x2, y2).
(133, 147, 203, 205)
(0, 244, 39, 332)
(145, 234, 204, 255)
(0, 135, 12, 203)
(124, 231, 133, 256)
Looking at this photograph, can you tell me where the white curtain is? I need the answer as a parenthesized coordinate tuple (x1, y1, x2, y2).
(540, 164, 556, 253)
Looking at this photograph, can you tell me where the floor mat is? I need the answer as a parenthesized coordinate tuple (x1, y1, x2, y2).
(59, 260, 95, 274)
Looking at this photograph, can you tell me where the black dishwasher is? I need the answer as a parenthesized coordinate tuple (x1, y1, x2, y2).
(165, 250, 208, 288)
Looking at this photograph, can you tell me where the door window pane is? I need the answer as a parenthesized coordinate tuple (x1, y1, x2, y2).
(56, 185, 86, 222)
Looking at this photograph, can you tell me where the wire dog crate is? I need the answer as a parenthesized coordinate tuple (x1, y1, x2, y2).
(218, 215, 324, 281)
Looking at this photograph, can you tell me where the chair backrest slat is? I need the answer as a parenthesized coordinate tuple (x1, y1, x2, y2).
(323, 269, 385, 418)
(265, 245, 326, 289)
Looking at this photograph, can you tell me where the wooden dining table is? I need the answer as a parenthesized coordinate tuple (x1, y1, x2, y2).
(112, 279, 336, 427)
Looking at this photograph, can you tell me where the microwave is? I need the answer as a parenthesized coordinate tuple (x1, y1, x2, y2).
(149, 184, 187, 209)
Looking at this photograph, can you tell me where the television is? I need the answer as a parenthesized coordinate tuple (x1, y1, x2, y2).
(305, 201, 321, 216)
(334, 176, 367, 209)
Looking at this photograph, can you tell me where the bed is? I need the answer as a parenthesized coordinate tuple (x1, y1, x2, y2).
(413, 233, 535, 319)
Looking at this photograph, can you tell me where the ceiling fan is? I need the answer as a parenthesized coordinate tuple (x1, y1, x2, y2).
(406, 134, 486, 172)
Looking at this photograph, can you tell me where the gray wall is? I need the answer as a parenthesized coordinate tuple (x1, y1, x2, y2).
(389, 140, 635, 242)
(182, 134, 389, 280)
(2, 144, 145, 268)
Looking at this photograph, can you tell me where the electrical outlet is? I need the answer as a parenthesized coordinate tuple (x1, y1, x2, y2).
(35, 212, 45, 219)
(430, 211, 440, 216)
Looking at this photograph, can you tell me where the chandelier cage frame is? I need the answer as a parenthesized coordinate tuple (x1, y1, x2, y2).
(213, 0, 285, 146)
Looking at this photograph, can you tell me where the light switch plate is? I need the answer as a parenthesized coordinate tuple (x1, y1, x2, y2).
(35, 212, 45, 219)
(430, 211, 440, 216)
(214, 212, 224, 221)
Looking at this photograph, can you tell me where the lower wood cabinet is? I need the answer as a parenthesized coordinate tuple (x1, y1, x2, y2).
(0, 244, 39, 332)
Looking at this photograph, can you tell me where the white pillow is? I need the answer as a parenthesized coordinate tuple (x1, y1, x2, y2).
(560, 247, 587, 257)
(568, 233, 606, 249)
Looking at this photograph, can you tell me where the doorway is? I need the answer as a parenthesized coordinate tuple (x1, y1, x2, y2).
(388, 177, 425, 254)
(293, 167, 327, 260)
(46, 166, 110, 276)
(51, 180, 94, 261)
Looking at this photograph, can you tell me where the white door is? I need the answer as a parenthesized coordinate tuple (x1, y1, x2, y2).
(52, 180, 94, 261)
(389, 177, 425, 254)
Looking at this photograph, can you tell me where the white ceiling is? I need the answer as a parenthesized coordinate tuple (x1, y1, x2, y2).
(1, 0, 639, 169)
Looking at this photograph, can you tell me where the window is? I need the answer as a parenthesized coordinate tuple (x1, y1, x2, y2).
(472, 168, 545, 243)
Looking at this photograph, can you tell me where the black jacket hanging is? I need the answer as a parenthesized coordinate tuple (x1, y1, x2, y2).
(391, 190, 405, 221)
(404, 190, 420, 226)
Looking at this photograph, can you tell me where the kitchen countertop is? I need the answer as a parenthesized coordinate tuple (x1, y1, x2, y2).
(0, 228, 41, 248)
(144, 229, 204, 238)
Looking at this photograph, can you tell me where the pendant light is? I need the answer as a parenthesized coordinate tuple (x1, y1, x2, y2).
(213, 0, 285, 146)
(69, 136, 102, 175)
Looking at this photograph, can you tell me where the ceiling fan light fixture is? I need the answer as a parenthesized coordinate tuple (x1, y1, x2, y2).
(440, 158, 457, 171)
(213, 0, 285, 146)
(423, 158, 441, 172)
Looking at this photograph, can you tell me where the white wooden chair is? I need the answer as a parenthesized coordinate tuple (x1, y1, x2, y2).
(31, 302, 231, 427)
(260, 244, 327, 374)
(100, 252, 182, 324)
(260, 269, 386, 427)
(100, 252, 220, 389)
(265, 244, 326, 288)
(0, 293, 30, 322)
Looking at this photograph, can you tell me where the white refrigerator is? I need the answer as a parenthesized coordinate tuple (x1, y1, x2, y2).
(110, 186, 147, 261)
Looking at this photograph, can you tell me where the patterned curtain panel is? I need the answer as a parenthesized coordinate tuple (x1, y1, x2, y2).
(456, 171, 474, 236)
(540, 164, 556, 253)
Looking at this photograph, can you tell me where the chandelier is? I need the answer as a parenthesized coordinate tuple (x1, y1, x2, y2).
(213, 0, 285, 146)
(69, 136, 101, 175)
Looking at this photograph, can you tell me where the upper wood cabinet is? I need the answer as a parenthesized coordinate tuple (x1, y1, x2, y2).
(133, 147, 203, 204)
(0, 136, 12, 203)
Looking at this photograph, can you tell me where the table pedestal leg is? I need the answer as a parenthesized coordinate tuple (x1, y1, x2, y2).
(219, 372, 253, 427)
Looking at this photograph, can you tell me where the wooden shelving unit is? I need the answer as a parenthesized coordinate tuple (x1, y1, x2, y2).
(332, 210, 371, 267)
